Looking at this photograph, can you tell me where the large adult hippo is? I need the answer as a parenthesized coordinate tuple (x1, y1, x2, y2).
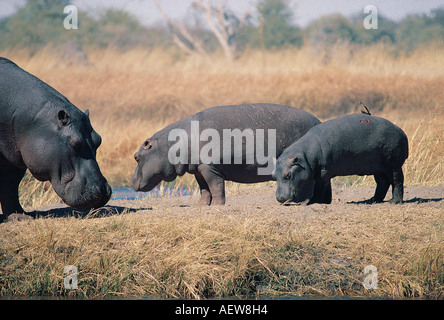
(273, 113, 409, 204)
(131, 103, 331, 205)
(0, 57, 111, 220)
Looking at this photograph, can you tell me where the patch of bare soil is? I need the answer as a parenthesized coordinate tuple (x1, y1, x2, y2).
(3, 185, 443, 221)
(109, 184, 444, 215)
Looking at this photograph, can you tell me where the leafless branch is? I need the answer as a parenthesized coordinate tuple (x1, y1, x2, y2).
(153, 0, 250, 60)
(152, 0, 208, 56)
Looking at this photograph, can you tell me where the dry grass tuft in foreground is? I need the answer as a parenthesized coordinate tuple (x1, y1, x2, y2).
(0, 186, 442, 299)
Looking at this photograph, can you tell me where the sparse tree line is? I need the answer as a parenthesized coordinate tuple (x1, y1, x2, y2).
(1, 0, 444, 58)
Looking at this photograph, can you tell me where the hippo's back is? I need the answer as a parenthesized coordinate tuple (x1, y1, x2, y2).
(0, 57, 69, 112)
(189, 103, 321, 182)
(194, 103, 321, 152)
(194, 103, 319, 127)
(306, 114, 409, 175)
(313, 114, 408, 154)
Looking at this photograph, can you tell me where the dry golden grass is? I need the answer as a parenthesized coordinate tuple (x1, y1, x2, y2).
(1, 45, 443, 299)
(0, 187, 442, 299)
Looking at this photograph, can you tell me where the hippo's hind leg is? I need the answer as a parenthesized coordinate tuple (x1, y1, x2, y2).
(194, 172, 212, 206)
(371, 172, 391, 203)
(389, 167, 404, 204)
(197, 164, 226, 205)
(0, 164, 26, 217)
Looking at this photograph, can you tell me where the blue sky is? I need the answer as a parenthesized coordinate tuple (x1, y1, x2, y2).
(1, 0, 444, 26)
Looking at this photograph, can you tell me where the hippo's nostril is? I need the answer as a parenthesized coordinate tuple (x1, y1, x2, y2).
(134, 153, 140, 162)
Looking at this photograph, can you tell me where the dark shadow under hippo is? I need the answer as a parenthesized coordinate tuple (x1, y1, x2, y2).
(274, 113, 409, 204)
(0, 57, 111, 220)
(131, 103, 332, 205)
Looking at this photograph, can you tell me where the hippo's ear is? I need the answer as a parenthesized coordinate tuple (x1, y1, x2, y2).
(57, 110, 70, 126)
(85, 109, 90, 118)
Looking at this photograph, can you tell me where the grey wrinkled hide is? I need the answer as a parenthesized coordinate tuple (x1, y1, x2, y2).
(0, 57, 111, 219)
(274, 114, 409, 204)
(132, 103, 330, 205)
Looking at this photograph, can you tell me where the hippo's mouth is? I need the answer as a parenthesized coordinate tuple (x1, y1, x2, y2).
(130, 166, 163, 192)
(58, 159, 76, 186)
(132, 180, 157, 192)
(131, 171, 164, 192)
(56, 177, 112, 209)
(61, 170, 76, 186)
(51, 161, 111, 209)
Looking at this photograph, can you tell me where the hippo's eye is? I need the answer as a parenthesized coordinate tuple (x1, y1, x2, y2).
(143, 140, 152, 150)
(283, 172, 291, 180)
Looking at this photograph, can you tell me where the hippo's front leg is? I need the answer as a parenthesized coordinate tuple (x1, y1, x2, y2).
(308, 177, 332, 204)
(0, 164, 26, 216)
(194, 172, 212, 205)
(197, 164, 226, 205)
(321, 181, 332, 204)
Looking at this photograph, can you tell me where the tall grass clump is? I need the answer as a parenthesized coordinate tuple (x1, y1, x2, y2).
(402, 110, 444, 186)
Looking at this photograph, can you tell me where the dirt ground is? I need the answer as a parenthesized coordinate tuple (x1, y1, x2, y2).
(3, 184, 443, 221)
(118, 184, 444, 211)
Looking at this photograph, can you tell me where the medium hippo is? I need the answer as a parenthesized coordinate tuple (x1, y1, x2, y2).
(131, 103, 331, 205)
(273, 113, 409, 204)
(0, 57, 111, 220)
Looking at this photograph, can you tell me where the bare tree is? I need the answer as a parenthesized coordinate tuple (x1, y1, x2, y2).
(152, 0, 208, 56)
(153, 0, 249, 60)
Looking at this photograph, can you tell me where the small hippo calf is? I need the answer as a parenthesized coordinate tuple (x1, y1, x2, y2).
(274, 114, 409, 204)
(131, 103, 331, 205)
